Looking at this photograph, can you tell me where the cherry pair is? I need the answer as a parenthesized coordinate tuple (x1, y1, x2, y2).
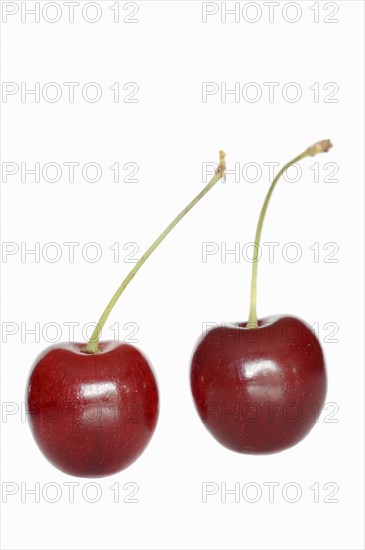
(27, 142, 332, 477)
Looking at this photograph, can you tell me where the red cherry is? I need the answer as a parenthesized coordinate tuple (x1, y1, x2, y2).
(190, 140, 333, 454)
(191, 316, 326, 454)
(27, 342, 158, 477)
(26, 152, 227, 476)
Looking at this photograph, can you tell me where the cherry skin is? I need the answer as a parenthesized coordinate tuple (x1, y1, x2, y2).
(190, 316, 326, 454)
(27, 342, 159, 477)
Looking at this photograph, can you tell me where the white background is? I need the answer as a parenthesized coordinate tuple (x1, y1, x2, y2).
(1, 1, 364, 549)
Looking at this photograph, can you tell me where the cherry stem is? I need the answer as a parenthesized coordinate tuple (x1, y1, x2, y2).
(247, 140, 333, 329)
(82, 151, 226, 353)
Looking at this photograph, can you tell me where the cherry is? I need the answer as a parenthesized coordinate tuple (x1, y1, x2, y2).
(191, 140, 332, 454)
(27, 151, 226, 477)
(27, 342, 158, 477)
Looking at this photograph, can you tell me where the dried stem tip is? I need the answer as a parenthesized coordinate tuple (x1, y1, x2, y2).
(217, 149, 227, 182)
(307, 139, 333, 157)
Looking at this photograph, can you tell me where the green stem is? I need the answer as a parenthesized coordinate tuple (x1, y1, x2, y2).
(82, 151, 226, 353)
(247, 140, 333, 329)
